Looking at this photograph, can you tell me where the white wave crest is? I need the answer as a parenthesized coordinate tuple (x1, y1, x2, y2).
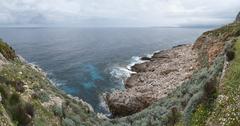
(126, 56, 146, 70)
(28, 62, 48, 77)
(110, 66, 134, 80)
(110, 56, 149, 85)
(28, 62, 66, 87)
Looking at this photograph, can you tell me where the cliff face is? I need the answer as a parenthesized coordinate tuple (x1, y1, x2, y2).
(236, 12, 240, 22)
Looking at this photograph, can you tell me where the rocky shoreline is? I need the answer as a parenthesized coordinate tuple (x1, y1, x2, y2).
(105, 44, 199, 117)
(0, 12, 239, 125)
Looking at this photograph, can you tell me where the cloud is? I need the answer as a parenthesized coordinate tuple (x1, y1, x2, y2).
(0, 0, 239, 27)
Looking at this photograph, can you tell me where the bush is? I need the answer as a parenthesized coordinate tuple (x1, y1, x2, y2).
(3, 92, 34, 125)
(69, 115, 81, 125)
(11, 103, 32, 126)
(37, 91, 50, 102)
(31, 93, 38, 99)
(62, 118, 76, 126)
(52, 105, 63, 117)
(12, 81, 25, 93)
(25, 103, 35, 117)
(0, 85, 9, 101)
(166, 107, 181, 126)
(203, 77, 217, 99)
(0, 39, 17, 60)
(9, 92, 20, 104)
(226, 50, 235, 61)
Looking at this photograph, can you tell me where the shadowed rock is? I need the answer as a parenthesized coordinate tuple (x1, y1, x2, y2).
(236, 12, 240, 22)
(226, 50, 235, 61)
(141, 57, 151, 60)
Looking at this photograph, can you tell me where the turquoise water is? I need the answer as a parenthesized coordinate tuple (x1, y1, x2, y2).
(0, 27, 209, 113)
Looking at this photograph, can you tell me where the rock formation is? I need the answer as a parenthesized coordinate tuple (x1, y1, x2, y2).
(236, 12, 240, 22)
(105, 45, 198, 117)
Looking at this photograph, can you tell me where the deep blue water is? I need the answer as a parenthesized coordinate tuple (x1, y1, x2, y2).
(0, 27, 209, 113)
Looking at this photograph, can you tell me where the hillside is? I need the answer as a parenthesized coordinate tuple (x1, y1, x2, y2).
(0, 13, 240, 126)
(0, 39, 102, 126)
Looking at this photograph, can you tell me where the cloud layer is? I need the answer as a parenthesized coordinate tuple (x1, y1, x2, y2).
(0, 0, 239, 27)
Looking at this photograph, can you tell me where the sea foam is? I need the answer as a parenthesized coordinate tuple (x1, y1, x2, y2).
(110, 55, 152, 85)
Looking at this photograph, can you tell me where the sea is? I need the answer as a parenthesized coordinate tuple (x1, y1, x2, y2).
(0, 27, 210, 114)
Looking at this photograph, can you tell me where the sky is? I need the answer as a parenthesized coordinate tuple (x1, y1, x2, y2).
(0, 0, 239, 27)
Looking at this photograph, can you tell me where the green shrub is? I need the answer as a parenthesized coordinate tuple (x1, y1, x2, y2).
(226, 49, 235, 61)
(0, 85, 9, 101)
(12, 81, 25, 93)
(62, 118, 76, 126)
(37, 91, 50, 102)
(166, 107, 181, 126)
(3, 92, 35, 126)
(9, 92, 20, 104)
(69, 115, 81, 125)
(52, 105, 63, 117)
(25, 103, 35, 117)
(11, 103, 32, 126)
(203, 77, 217, 101)
(0, 39, 17, 60)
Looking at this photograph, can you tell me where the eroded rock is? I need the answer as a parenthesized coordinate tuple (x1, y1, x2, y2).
(105, 45, 198, 117)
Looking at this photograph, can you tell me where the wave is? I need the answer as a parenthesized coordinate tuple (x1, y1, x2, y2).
(49, 77, 66, 87)
(110, 53, 155, 85)
(110, 66, 134, 82)
(28, 62, 48, 76)
(98, 94, 111, 116)
(126, 56, 146, 70)
(27, 61, 66, 87)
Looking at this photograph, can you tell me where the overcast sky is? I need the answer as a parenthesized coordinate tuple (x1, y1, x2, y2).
(0, 0, 239, 27)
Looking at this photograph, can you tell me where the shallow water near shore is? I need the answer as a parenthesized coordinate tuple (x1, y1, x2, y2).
(0, 27, 209, 114)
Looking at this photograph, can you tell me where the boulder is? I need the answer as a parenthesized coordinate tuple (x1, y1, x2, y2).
(131, 63, 148, 72)
(226, 50, 235, 61)
(105, 92, 150, 117)
(141, 57, 151, 60)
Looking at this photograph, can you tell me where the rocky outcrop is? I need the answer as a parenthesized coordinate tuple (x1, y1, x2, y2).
(236, 12, 240, 22)
(105, 15, 240, 117)
(105, 45, 198, 117)
(0, 39, 17, 61)
(193, 22, 240, 66)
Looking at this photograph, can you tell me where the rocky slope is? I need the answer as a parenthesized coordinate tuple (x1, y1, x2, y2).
(0, 39, 103, 126)
(0, 12, 240, 126)
(105, 44, 199, 117)
(102, 12, 240, 126)
(105, 12, 240, 117)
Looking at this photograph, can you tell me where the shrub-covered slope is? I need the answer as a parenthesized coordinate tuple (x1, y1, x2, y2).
(0, 39, 102, 126)
(102, 22, 240, 126)
(0, 19, 240, 126)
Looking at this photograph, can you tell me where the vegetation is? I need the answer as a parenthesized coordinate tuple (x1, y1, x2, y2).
(0, 39, 17, 60)
(0, 17, 239, 126)
(102, 21, 240, 126)
(0, 41, 101, 125)
(190, 38, 240, 125)
(205, 38, 240, 125)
